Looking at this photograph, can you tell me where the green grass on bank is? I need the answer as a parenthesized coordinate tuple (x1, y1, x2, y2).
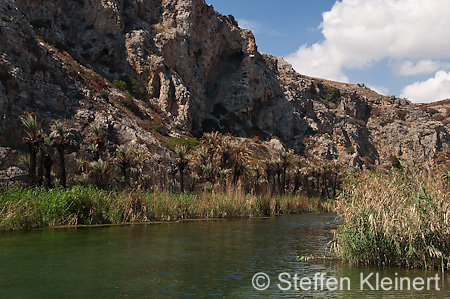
(0, 186, 330, 231)
(334, 166, 450, 270)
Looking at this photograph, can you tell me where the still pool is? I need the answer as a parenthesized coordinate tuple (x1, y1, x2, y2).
(0, 213, 448, 298)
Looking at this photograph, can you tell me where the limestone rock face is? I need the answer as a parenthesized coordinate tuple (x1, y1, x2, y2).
(0, 0, 172, 165)
(1, 0, 450, 173)
(272, 59, 450, 168)
(0, 0, 81, 146)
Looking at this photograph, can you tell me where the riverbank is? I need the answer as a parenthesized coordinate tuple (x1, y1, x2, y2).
(334, 166, 450, 271)
(0, 185, 332, 231)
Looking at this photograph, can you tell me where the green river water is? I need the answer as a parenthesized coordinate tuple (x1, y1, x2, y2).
(0, 213, 448, 298)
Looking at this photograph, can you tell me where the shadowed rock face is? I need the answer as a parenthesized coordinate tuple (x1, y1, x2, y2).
(2, 0, 450, 171)
(0, 0, 82, 147)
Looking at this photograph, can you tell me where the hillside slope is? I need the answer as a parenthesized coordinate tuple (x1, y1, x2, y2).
(1, 0, 450, 185)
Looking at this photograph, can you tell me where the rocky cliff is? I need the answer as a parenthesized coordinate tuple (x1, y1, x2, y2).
(1, 0, 450, 184)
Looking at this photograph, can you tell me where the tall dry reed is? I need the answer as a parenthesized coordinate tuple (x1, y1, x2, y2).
(334, 166, 450, 270)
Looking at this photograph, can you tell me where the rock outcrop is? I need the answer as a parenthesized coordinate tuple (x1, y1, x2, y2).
(1, 0, 450, 181)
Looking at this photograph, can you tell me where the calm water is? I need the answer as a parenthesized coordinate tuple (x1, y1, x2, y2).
(0, 213, 449, 298)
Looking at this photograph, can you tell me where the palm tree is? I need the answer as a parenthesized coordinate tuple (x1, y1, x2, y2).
(264, 159, 278, 193)
(52, 121, 67, 188)
(279, 150, 294, 193)
(191, 133, 252, 186)
(91, 124, 102, 144)
(91, 124, 103, 159)
(41, 137, 53, 188)
(232, 161, 247, 186)
(292, 163, 302, 194)
(130, 147, 150, 186)
(226, 140, 251, 185)
(273, 159, 282, 192)
(220, 139, 235, 169)
(90, 159, 107, 188)
(252, 165, 263, 193)
(89, 143, 99, 161)
(19, 112, 43, 186)
(201, 163, 213, 182)
(36, 150, 44, 186)
(116, 146, 130, 186)
(192, 147, 209, 183)
(175, 145, 189, 192)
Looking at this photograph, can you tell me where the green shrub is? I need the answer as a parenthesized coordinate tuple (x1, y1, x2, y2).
(390, 155, 402, 169)
(381, 118, 394, 125)
(320, 87, 342, 104)
(427, 108, 438, 116)
(395, 109, 407, 120)
(113, 75, 143, 93)
(361, 156, 374, 166)
(345, 146, 355, 154)
(168, 136, 200, 149)
(113, 79, 127, 91)
(101, 91, 109, 101)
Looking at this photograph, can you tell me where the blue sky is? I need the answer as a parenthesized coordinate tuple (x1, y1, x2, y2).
(206, 0, 450, 103)
(206, 0, 335, 56)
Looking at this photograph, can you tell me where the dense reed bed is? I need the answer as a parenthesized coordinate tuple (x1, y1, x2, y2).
(334, 166, 450, 270)
(0, 185, 328, 231)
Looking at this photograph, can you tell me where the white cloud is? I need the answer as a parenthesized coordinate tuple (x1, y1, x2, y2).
(285, 0, 450, 81)
(238, 19, 278, 36)
(400, 71, 450, 103)
(238, 19, 261, 33)
(286, 42, 349, 82)
(367, 85, 389, 96)
(394, 60, 441, 76)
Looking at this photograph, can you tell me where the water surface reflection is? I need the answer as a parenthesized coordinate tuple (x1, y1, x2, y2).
(0, 213, 448, 298)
